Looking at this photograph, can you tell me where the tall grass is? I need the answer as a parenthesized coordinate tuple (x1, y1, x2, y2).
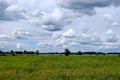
(0, 56, 120, 80)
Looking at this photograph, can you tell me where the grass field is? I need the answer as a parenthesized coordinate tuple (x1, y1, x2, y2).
(0, 55, 120, 80)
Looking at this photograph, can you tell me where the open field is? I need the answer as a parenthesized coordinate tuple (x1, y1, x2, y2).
(0, 55, 120, 80)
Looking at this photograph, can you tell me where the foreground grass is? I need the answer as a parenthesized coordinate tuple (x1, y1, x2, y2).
(0, 55, 120, 80)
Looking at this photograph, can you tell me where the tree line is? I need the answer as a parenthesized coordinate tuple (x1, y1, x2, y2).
(0, 49, 120, 56)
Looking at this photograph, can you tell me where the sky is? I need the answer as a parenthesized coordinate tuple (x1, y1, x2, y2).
(0, 0, 120, 52)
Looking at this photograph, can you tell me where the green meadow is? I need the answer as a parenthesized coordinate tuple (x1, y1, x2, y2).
(0, 55, 120, 80)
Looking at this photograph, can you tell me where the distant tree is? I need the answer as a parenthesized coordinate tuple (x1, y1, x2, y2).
(36, 50, 39, 55)
(24, 50, 27, 54)
(0, 50, 3, 56)
(64, 48, 71, 56)
(0, 50, 6, 56)
(10, 50, 16, 56)
(0, 50, 2, 53)
(97, 52, 105, 56)
(10, 50, 14, 53)
(103, 53, 106, 56)
(78, 51, 82, 55)
(16, 51, 23, 54)
(119, 53, 120, 57)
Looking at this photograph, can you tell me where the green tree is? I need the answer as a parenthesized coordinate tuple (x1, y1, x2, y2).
(78, 51, 82, 55)
(64, 49, 71, 56)
(0, 50, 3, 56)
(10, 50, 16, 56)
(36, 50, 39, 55)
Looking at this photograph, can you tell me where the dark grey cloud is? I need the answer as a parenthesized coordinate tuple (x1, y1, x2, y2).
(0, 0, 27, 21)
(42, 18, 71, 31)
(42, 25, 62, 31)
(58, 0, 120, 16)
(41, 0, 120, 32)
(0, 0, 10, 21)
(41, 8, 72, 31)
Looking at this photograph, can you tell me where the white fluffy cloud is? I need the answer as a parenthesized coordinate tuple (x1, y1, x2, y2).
(11, 29, 31, 39)
(52, 31, 62, 39)
(28, 8, 70, 31)
(63, 28, 77, 38)
(111, 22, 118, 27)
(0, 35, 12, 41)
(104, 14, 112, 21)
(0, 29, 31, 41)
(16, 43, 23, 49)
(5, 4, 27, 20)
(105, 28, 119, 43)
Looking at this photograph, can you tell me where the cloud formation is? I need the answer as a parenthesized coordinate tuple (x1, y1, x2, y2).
(41, 8, 72, 31)
(0, 0, 10, 20)
(63, 28, 77, 38)
(58, 0, 120, 16)
(105, 28, 119, 43)
(5, 4, 27, 20)
(0, 0, 120, 52)
(0, 0, 27, 21)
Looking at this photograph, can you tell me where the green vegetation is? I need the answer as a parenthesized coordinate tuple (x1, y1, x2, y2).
(64, 48, 71, 56)
(0, 49, 120, 56)
(0, 55, 120, 80)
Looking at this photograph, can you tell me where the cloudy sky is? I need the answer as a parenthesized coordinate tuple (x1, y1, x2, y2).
(0, 0, 120, 52)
